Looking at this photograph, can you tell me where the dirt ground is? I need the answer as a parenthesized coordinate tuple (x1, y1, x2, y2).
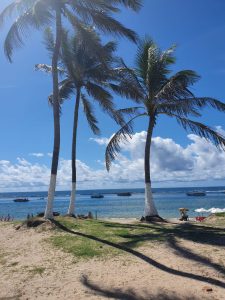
(0, 221, 224, 300)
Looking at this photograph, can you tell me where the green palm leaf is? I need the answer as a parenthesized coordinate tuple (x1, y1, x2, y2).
(81, 94, 100, 135)
(172, 114, 225, 149)
(105, 113, 147, 171)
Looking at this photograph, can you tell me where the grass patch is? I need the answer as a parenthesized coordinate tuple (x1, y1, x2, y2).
(215, 212, 225, 217)
(47, 216, 225, 260)
(48, 217, 170, 259)
(28, 266, 45, 276)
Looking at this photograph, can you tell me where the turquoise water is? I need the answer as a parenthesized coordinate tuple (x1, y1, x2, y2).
(0, 187, 225, 220)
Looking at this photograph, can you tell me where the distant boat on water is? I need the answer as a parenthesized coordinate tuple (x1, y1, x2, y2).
(117, 192, 132, 196)
(91, 194, 104, 199)
(13, 198, 29, 202)
(186, 191, 206, 196)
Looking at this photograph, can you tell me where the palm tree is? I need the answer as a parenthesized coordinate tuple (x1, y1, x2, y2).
(105, 38, 225, 221)
(0, 0, 142, 219)
(37, 28, 122, 216)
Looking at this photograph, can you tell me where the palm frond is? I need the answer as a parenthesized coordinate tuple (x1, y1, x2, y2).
(171, 114, 225, 149)
(157, 97, 225, 118)
(58, 79, 75, 102)
(135, 37, 155, 81)
(86, 10, 138, 42)
(4, 10, 35, 61)
(81, 94, 100, 135)
(105, 113, 147, 171)
(3, 2, 52, 62)
(43, 27, 55, 57)
(110, 0, 142, 11)
(157, 100, 201, 118)
(85, 82, 113, 109)
(155, 70, 200, 102)
(69, 0, 120, 15)
(68, 0, 140, 42)
(0, 0, 35, 27)
(186, 97, 225, 112)
(160, 44, 176, 68)
(114, 59, 146, 101)
(117, 106, 145, 117)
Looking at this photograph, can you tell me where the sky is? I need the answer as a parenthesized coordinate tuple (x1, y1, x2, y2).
(1, 0, 225, 192)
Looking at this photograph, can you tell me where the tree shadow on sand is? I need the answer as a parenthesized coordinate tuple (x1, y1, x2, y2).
(107, 222, 225, 276)
(167, 235, 225, 276)
(81, 275, 200, 300)
(52, 220, 225, 289)
(102, 221, 225, 247)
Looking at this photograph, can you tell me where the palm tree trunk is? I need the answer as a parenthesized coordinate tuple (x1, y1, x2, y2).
(144, 116, 159, 218)
(44, 6, 62, 219)
(68, 88, 81, 216)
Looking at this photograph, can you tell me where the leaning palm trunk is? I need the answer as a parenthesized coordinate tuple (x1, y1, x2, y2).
(144, 117, 159, 218)
(68, 89, 81, 216)
(44, 8, 62, 219)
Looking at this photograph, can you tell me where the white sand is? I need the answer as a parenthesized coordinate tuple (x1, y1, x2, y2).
(0, 222, 224, 300)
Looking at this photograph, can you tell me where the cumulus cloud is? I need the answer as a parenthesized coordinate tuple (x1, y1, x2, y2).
(1, 130, 225, 191)
(29, 153, 44, 157)
(89, 137, 110, 145)
(215, 125, 225, 136)
(91, 130, 225, 183)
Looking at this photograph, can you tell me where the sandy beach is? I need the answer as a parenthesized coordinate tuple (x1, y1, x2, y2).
(0, 218, 224, 300)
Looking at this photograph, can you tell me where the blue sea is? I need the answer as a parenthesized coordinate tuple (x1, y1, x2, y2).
(0, 187, 225, 220)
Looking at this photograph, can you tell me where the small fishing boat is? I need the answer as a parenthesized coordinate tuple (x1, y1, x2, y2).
(13, 198, 29, 202)
(186, 191, 206, 196)
(117, 192, 132, 196)
(91, 194, 104, 199)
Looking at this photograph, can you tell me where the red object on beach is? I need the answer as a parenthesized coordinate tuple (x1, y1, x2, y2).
(196, 216, 206, 222)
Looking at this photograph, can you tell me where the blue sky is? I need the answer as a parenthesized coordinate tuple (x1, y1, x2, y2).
(1, 0, 225, 191)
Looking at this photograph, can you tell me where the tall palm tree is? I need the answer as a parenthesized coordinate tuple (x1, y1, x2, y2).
(37, 28, 122, 216)
(105, 38, 225, 221)
(0, 0, 142, 219)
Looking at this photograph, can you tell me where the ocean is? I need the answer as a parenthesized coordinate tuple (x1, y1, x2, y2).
(0, 187, 225, 220)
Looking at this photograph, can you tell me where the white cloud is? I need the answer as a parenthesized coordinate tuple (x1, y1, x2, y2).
(29, 153, 44, 157)
(215, 125, 225, 136)
(1, 130, 225, 191)
(89, 137, 110, 145)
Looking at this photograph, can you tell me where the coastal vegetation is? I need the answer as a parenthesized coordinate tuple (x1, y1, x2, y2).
(0, 0, 142, 219)
(105, 38, 225, 220)
(36, 30, 125, 216)
(0, 2, 224, 223)
(0, 1, 224, 299)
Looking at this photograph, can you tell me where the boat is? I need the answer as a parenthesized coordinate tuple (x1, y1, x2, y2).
(13, 198, 29, 202)
(91, 194, 104, 199)
(117, 192, 132, 196)
(186, 191, 206, 196)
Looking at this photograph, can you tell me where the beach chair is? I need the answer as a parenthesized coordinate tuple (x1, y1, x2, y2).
(195, 216, 206, 222)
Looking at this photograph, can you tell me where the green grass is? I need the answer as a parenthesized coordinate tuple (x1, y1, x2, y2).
(215, 212, 225, 217)
(47, 216, 225, 260)
(49, 217, 165, 259)
(28, 266, 45, 276)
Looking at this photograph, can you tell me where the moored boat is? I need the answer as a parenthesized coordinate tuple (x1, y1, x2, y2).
(117, 192, 132, 196)
(91, 194, 104, 199)
(186, 191, 206, 196)
(13, 198, 29, 202)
